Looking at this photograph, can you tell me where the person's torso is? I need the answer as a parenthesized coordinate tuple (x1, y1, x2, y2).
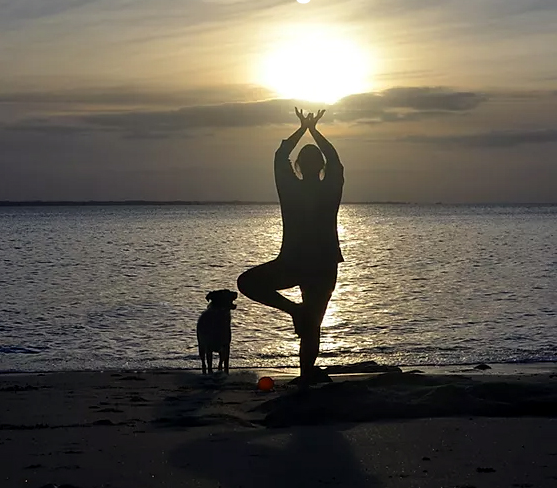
(277, 180, 344, 266)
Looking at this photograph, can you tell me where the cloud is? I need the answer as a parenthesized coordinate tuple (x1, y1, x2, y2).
(0, 84, 275, 107)
(496, 0, 557, 16)
(374, 69, 434, 83)
(0, 0, 105, 34)
(341, 87, 486, 112)
(0, 87, 491, 138)
(80, 98, 293, 137)
(84, 87, 489, 136)
(0, 0, 96, 23)
(0, 0, 285, 32)
(334, 87, 487, 124)
(384, 87, 486, 111)
(358, 110, 460, 125)
(4, 122, 92, 136)
(402, 129, 557, 147)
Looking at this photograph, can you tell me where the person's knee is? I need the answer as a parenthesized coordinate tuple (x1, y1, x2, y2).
(237, 270, 253, 297)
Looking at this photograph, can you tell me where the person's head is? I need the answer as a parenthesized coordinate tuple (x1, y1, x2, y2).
(295, 144, 325, 180)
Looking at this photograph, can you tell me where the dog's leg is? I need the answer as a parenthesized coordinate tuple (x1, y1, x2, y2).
(217, 352, 223, 372)
(199, 345, 207, 375)
(207, 351, 213, 374)
(224, 345, 230, 375)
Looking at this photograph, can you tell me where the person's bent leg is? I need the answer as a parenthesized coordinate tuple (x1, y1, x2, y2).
(237, 260, 300, 316)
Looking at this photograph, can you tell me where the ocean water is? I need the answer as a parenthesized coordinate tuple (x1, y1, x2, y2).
(0, 204, 556, 373)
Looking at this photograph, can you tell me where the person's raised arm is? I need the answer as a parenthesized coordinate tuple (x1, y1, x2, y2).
(275, 107, 310, 182)
(308, 110, 344, 180)
(275, 107, 309, 160)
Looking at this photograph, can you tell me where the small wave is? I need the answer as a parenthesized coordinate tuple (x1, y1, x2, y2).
(0, 345, 46, 355)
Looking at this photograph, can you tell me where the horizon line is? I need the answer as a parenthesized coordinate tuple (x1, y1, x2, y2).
(1, 200, 556, 207)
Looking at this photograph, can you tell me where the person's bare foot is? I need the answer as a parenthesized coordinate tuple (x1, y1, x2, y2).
(289, 366, 332, 387)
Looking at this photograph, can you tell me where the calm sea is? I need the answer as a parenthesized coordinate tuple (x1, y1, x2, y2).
(0, 204, 555, 373)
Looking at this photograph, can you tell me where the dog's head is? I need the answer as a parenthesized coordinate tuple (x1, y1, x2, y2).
(205, 289, 238, 310)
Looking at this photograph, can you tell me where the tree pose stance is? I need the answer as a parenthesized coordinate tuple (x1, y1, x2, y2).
(237, 108, 344, 385)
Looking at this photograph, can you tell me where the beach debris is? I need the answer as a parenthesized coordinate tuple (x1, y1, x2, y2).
(98, 407, 124, 413)
(129, 395, 148, 402)
(474, 363, 492, 370)
(92, 419, 116, 426)
(1, 384, 40, 392)
(324, 361, 402, 374)
(39, 485, 81, 488)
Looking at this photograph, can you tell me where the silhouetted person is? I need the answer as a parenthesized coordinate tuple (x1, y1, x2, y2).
(237, 108, 344, 385)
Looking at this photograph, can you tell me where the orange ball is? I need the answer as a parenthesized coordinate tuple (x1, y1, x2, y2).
(257, 376, 275, 391)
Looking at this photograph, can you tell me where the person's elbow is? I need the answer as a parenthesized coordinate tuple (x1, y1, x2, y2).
(324, 165, 344, 183)
(326, 154, 343, 170)
(275, 140, 290, 157)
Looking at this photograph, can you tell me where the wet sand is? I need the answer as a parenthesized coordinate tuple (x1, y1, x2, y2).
(1, 363, 557, 487)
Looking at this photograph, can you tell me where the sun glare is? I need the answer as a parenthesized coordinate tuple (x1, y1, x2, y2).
(258, 27, 374, 104)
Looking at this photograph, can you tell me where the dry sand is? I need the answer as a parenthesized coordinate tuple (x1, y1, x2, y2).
(1, 363, 557, 488)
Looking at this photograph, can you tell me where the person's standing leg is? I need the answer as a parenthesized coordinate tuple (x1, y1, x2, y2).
(298, 265, 338, 381)
(237, 260, 300, 316)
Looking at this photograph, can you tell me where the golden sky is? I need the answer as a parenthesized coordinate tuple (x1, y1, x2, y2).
(1, 0, 557, 202)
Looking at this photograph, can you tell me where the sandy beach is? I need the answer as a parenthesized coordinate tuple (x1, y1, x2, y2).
(1, 363, 557, 488)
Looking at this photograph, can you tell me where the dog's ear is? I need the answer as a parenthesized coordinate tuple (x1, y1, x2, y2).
(206, 291, 215, 302)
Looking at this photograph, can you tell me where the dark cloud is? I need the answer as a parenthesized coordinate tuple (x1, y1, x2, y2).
(374, 69, 434, 82)
(79, 98, 294, 138)
(4, 120, 93, 135)
(383, 87, 486, 111)
(358, 110, 460, 125)
(0, 84, 275, 107)
(353, 0, 446, 18)
(340, 87, 486, 113)
(0, 0, 284, 28)
(402, 129, 557, 147)
(66, 87, 490, 137)
(0, 86, 517, 139)
(501, 0, 557, 16)
(0, 0, 96, 25)
(330, 87, 486, 125)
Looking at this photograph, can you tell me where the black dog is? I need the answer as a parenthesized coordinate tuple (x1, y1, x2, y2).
(196, 289, 238, 374)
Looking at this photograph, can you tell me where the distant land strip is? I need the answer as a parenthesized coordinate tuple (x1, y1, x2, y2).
(0, 201, 555, 207)
(0, 200, 410, 206)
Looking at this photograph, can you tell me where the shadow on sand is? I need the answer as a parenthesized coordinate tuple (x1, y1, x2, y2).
(151, 370, 381, 487)
(168, 423, 381, 488)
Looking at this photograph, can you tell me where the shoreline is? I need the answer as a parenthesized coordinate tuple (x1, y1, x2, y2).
(3, 201, 557, 206)
(2, 359, 557, 378)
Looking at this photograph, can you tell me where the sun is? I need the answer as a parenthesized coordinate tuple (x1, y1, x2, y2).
(257, 26, 374, 104)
